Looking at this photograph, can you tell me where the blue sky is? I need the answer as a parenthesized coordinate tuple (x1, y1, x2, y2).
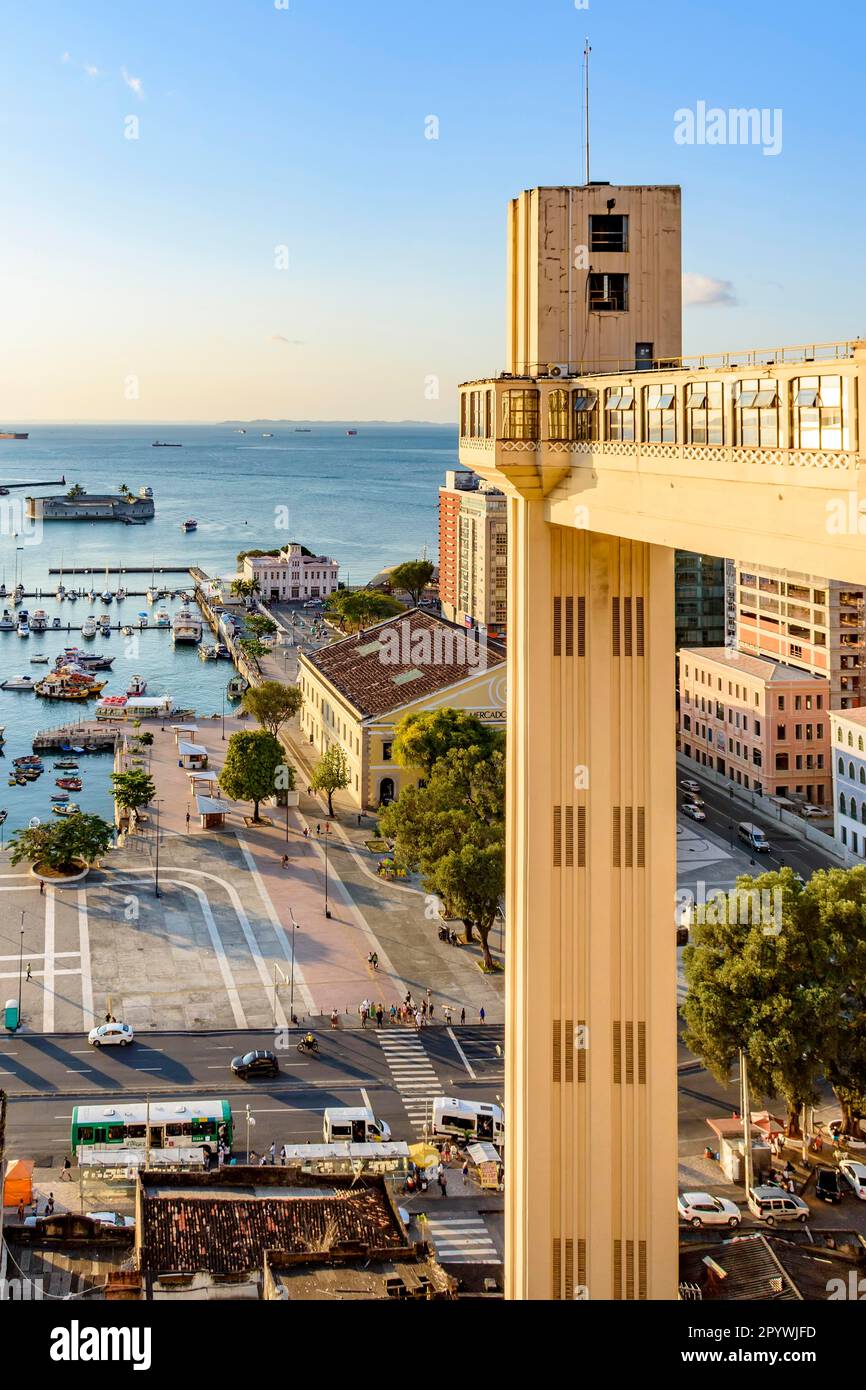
(0, 0, 863, 420)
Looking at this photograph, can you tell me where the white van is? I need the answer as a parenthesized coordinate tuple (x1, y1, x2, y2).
(432, 1097, 504, 1147)
(322, 1107, 391, 1144)
(738, 822, 770, 853)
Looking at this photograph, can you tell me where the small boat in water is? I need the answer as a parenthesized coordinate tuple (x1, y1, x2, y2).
(198, 644, 219, 661)
(122, 624, 134, 636)
(181, 519, 198, 532)
(127, 674, 147, 695)
(0, 609, 15, 630)
(154, 608, 171, 629)
(81, 616, 97, 639)
(1, 675, 37, 690)
(30, 609, 48, 631)
(115, 586, 126, 601)
(55, 777, 83, 790)
(51, 616, 62, 629)
(53, 761, 79, 770)
(138, 612, 149, 628)
(52, 802, 80, 815)
(226, 674, 249, 701)
(29, 655, 49, 664)
(16, 618, 29, 637)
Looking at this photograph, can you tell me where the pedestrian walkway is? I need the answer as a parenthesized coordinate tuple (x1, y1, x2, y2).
(377, 1031, 443, 1130)
(422, 1214, 501, 1265)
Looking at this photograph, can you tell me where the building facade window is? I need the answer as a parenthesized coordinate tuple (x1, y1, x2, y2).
(502, 389, 539, 441)
(588, 272, 628, 312)
(605, 387, 636, 442)
(686, 381, 724, 445)
(644, 385, 677, 443)
(791, 375, 849, 450)
(735, 379, 780, 447)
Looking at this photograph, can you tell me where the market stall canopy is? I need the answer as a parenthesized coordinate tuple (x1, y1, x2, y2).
(195, 795, 234, 815)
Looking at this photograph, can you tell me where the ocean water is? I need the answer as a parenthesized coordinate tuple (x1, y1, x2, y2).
(0, 423, 455, 833)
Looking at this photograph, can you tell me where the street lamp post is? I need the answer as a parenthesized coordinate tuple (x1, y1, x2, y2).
(16, 912, 24, 1031)
(221, 689, 225, 741)
(324, 823, 331, 918)
(245, 1104, 256, 1163)
(153, 799, 164, 897)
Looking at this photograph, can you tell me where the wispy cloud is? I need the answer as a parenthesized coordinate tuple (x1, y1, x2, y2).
(61, 51, 71, 64)
(683, 273, 738, 307)
(121, 66, 144, 100)
(84, 64, 100, 78)
(269, 334, 304, 345)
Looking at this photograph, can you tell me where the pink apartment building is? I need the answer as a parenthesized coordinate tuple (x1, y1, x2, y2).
(678, 647, 831, 806)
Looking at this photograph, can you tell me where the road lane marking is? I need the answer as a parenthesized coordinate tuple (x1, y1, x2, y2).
(447, 1026, 477, 1079)
(235, 836, 314, 1016)
(77, 888, 94, 1026)
(43, 888, 55, 1033)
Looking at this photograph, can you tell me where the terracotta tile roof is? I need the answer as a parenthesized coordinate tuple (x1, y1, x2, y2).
(301, 609, 505, 718)
(141, 1187, 406, 1275)
(681, 647, 829, 686)
(831, 706, 866, 727)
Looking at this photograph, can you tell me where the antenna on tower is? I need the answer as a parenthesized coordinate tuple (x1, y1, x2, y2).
(583, 37, 591, 184)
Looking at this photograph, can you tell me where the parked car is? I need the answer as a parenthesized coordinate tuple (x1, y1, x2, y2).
(88, 1021, 134, 1047)
(86, 1211, 136, 1228)
(231, 1048, 279, 1080)
(680, 779, 701, 793)
(747, 1185, 809, 1224)
(681, 803, 707, 822)
(684, 793, 705, 807)
(839, 1160, 866, 1200)
(677, 1192, 741, 1228)
(815, 1168, 844, 1203)
(801, 806, 826, 818)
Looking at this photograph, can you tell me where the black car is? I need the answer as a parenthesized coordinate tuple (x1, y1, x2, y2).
(816, 1168, 844, 1204)
(231, 1049, 279, 1080)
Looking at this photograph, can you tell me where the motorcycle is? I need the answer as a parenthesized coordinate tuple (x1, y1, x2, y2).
(297, 1035, 319, 1054)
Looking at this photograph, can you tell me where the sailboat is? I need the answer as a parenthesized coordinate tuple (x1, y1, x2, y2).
(56, 553, 65, 601)
(101, 563, 113, 603)
(146, 557, 159, 605)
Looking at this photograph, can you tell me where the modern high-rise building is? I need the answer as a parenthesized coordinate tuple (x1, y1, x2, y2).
(438, 469, 507, 637)
(457, 177, 866, 1302)
(735, 564, 866, 710)
(674, 553, 727, 648)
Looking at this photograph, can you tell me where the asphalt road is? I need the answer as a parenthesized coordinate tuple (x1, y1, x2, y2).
(678, 772, 839, 879)
(1, 1024, 505, 1161)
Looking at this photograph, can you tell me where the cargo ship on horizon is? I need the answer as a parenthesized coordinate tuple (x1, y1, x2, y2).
(0, 431, 29, 440)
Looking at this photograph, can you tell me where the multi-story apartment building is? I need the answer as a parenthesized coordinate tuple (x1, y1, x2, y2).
(736, 565, 866, 710)
(675, 552, 727, 648)
(438, 469, 507, 638)
(830, 707, 866, 857)
(679, 647, 831, 805)
(242, 542, 339, 602)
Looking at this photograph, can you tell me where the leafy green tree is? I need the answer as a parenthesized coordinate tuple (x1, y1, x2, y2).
(392, 708, 503, 778)
(230, 577, 260, 602)
(389, 559, 435, 606)
(380, 745, 505, 968)
(110, 768, 155, 816)
(683, 867, 842, 1135)
(324, 589, 403, 633)
(310, 745, 351, 816)
(218, 730, 284, 823)
(237, 636, 270, 672)
(66, 483, 85, 500)
(9, 814, 114, 875)
(245, 613, 278, 639)
(242, 679, 302, 738)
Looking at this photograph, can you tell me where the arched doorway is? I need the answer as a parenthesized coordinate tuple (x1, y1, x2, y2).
(378, 777, 395, 805)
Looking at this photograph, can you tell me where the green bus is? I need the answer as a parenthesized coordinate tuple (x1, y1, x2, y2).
(70, 1099, 232, 1152)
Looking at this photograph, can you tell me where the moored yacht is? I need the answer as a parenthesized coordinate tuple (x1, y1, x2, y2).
(0, 609, 14, 630)
(81, 615, 97, 639)
(16, 616, 29, 637)
(30, 609, 48, 631)
(172, 607, 202, 644)
(154, 607, 171, 628)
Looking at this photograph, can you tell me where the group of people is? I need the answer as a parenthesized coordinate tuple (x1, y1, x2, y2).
(353, 990, 484, 1030)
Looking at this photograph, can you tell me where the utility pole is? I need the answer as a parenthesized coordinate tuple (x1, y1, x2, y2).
(583, 37, 591, 185)
(740, 1049, 754, 1196)
(324, 823, 332, 918)
(153, 798, 163, 897)
(16, 912, 24, 1031)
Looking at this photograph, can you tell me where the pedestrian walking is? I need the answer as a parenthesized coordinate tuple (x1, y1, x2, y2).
(462, 1159, 470, 1186)
(303, 826, 309, 838)
(268, 1141, 276, 1163)
(281, 854, 289, 868)
(330, 1008, 339, 1029)
(389, 1003, 397, 1024)
(16, 1199, 24, 1221)
(414, 1009, 422, 1030)
(185, 810, 191, 831)
(437, 1170, 447, 1197)
(279, 1144, 288, 1167)
(460, 1008, 466, 1026)
(46, 1194, 55, 1216)
(39, 879, 44, 896)
(428, 1001, 434, 1019)
(59, 1156, 72, 1182)
(375, 1005, 383, 1027)
(421, 999, 427, 1020)
(316, 823, 321, 835)
(25, 963, 32, 982)
(444, 1005, 452, 1026)
(360, 1005, 368, 1028)
(479, 1006, 486, 1024)
(307, 785, 312, 795)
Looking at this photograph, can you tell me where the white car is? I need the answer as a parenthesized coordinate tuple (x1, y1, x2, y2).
(86, 1211, 136, 1229)
(800, 806, 825, 818)
(677, 1191, 741, 1228)
(88, 1021, 134, 1047)
(680, 779, 701, 794)
(839, 1160, 866, 1200)
(682, 803, 707, 822)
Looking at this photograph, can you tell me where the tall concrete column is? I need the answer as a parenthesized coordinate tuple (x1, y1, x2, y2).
(504, 495, 678, 1300)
